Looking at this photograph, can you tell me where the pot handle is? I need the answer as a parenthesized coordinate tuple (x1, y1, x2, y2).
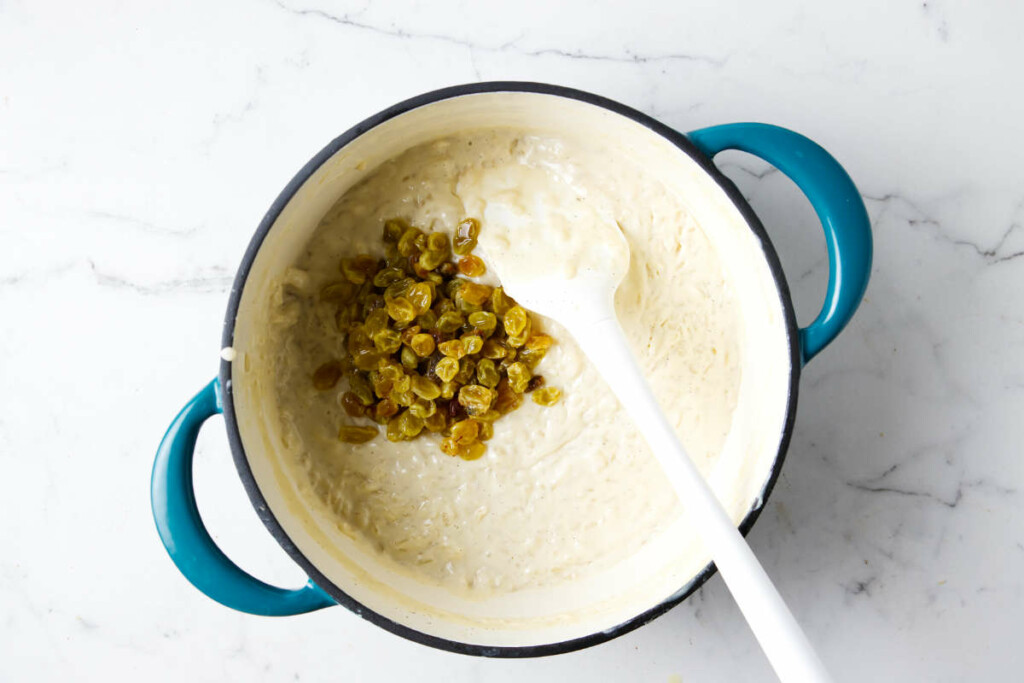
(151, 378, 335, 615)
(687, 123, 872, 364)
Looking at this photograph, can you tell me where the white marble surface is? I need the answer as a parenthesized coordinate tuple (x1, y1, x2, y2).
(3, 0, 1023, 680)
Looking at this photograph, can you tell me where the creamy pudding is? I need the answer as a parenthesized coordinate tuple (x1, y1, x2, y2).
(266, 128, 742, 596)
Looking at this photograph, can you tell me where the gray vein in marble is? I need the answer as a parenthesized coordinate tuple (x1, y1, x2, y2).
(468, 46, 482, 81)
(0, 564, 72, 667)
(921, 1, 951, 42)
(273, 0, 729, 66)
(0, 160, 71, 181)
(843, 576, 877, 597)
(846, 480, 963, 508)
(864, 192, 1024, 266)
(859, 432, 968, 484)
(846, 476, 1016, 509)
(87, 210, 199, 237)
(88, 260, 232, 295)
(0, 262, 76, 288)
(717, 161, 781, 181)
(203, 65, 268, 151)
(794, 257, 828, 284)
(952, 223, 1024, 265)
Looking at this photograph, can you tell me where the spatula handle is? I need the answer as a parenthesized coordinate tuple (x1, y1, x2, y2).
(575, 316, 832, 683)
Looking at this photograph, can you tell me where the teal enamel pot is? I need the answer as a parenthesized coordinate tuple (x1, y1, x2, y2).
(151, 82, 871, 657)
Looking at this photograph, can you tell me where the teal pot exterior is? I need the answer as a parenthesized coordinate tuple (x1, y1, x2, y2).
(151, 82, 871, 657)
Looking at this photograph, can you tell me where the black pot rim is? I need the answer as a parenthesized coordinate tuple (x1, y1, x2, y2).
(219, 81, 802, 658)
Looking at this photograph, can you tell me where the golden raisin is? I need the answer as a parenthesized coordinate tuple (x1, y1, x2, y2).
(312, 361, 343, 390)
(460, 442, 486, 461)
(457, 255, 486, 277)
(406, 282, 433, 313)
(320, 281, 356, 303)
(458, 385, 495, 415)
(507, 314, 532, 348)
(335, 303, 358, 332)
(506, 361, 531, 393)
(450, 419, 480, 446)
(444, 278, 464, 299)
(427, 232, 450, 253)
(532, 387, 562, 406)
(386, 297, 417, 323)
(480, 338, 507, 359)
(495, 378, 522, 414)
(525, 375, 545, 393)
(391, 372, 412, 395)
(435, 357, 459, 383)
(396, 410, 425, 438)
(409, 398, 436, 419)
(400, 345, 419, 369)
(340, 254, 377, 284)
(377, 361, 402, 381)
(349, 373, 374, 405)
(372, 267, 406, 288)
(476, 358, 500, 388)
(386, 417, 404, 442)
(397, 227, 423, 257)
(469, 311, 497, 335)
(460, 282, 492, 306)
(352, 349, 382, 371)
(348, 328, 371, 353)
(503, 306, 528, 336)
(436, 311, 464, 333)
(341, 392, 366, 417)
(416, 310, 438, 331)
(411, 375, 441, 400)
(409, 333, 435, 357)
(370, 376, 393, 399)
(478, 421, 494, 441)
(461, 334, 483, 355)
(374, 399, 399, 421)
(418, 249, 447, 271)
(438, 339, 466, 359)
(491, 287, 515, 317)
(517, 346, 547, 368)
(383, 219, 407, 243)
(525, 334, 554, 351)
(384, 278, 412, 300)
(453, 217, 480, 255)
(424, 411, 447, 433)
(454, 357, 477, 384)
(373, 329, 402, 354)
(400, 324, 421, 345)
(363, 309, 389, 337)
(338, 425, 378, 444)
(440, 436, 461, 457)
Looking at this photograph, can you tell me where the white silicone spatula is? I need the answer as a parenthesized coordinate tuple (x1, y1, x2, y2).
(484, 209, 832, 683)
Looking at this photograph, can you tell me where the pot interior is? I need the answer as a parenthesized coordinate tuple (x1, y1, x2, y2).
(227, 90, 792, 648)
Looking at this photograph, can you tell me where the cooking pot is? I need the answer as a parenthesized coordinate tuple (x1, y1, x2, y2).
(151, 82, 871, 657)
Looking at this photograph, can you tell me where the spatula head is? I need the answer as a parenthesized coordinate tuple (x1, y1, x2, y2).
(463, 166, 631, 326)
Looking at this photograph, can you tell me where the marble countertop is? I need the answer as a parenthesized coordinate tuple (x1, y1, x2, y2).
(3, 1, 1022, 680)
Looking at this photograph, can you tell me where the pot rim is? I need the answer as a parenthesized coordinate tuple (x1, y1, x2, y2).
(218, 81, 802, 658)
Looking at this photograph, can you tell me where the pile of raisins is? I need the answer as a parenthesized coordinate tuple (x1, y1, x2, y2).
(312, 218, 561, 460)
